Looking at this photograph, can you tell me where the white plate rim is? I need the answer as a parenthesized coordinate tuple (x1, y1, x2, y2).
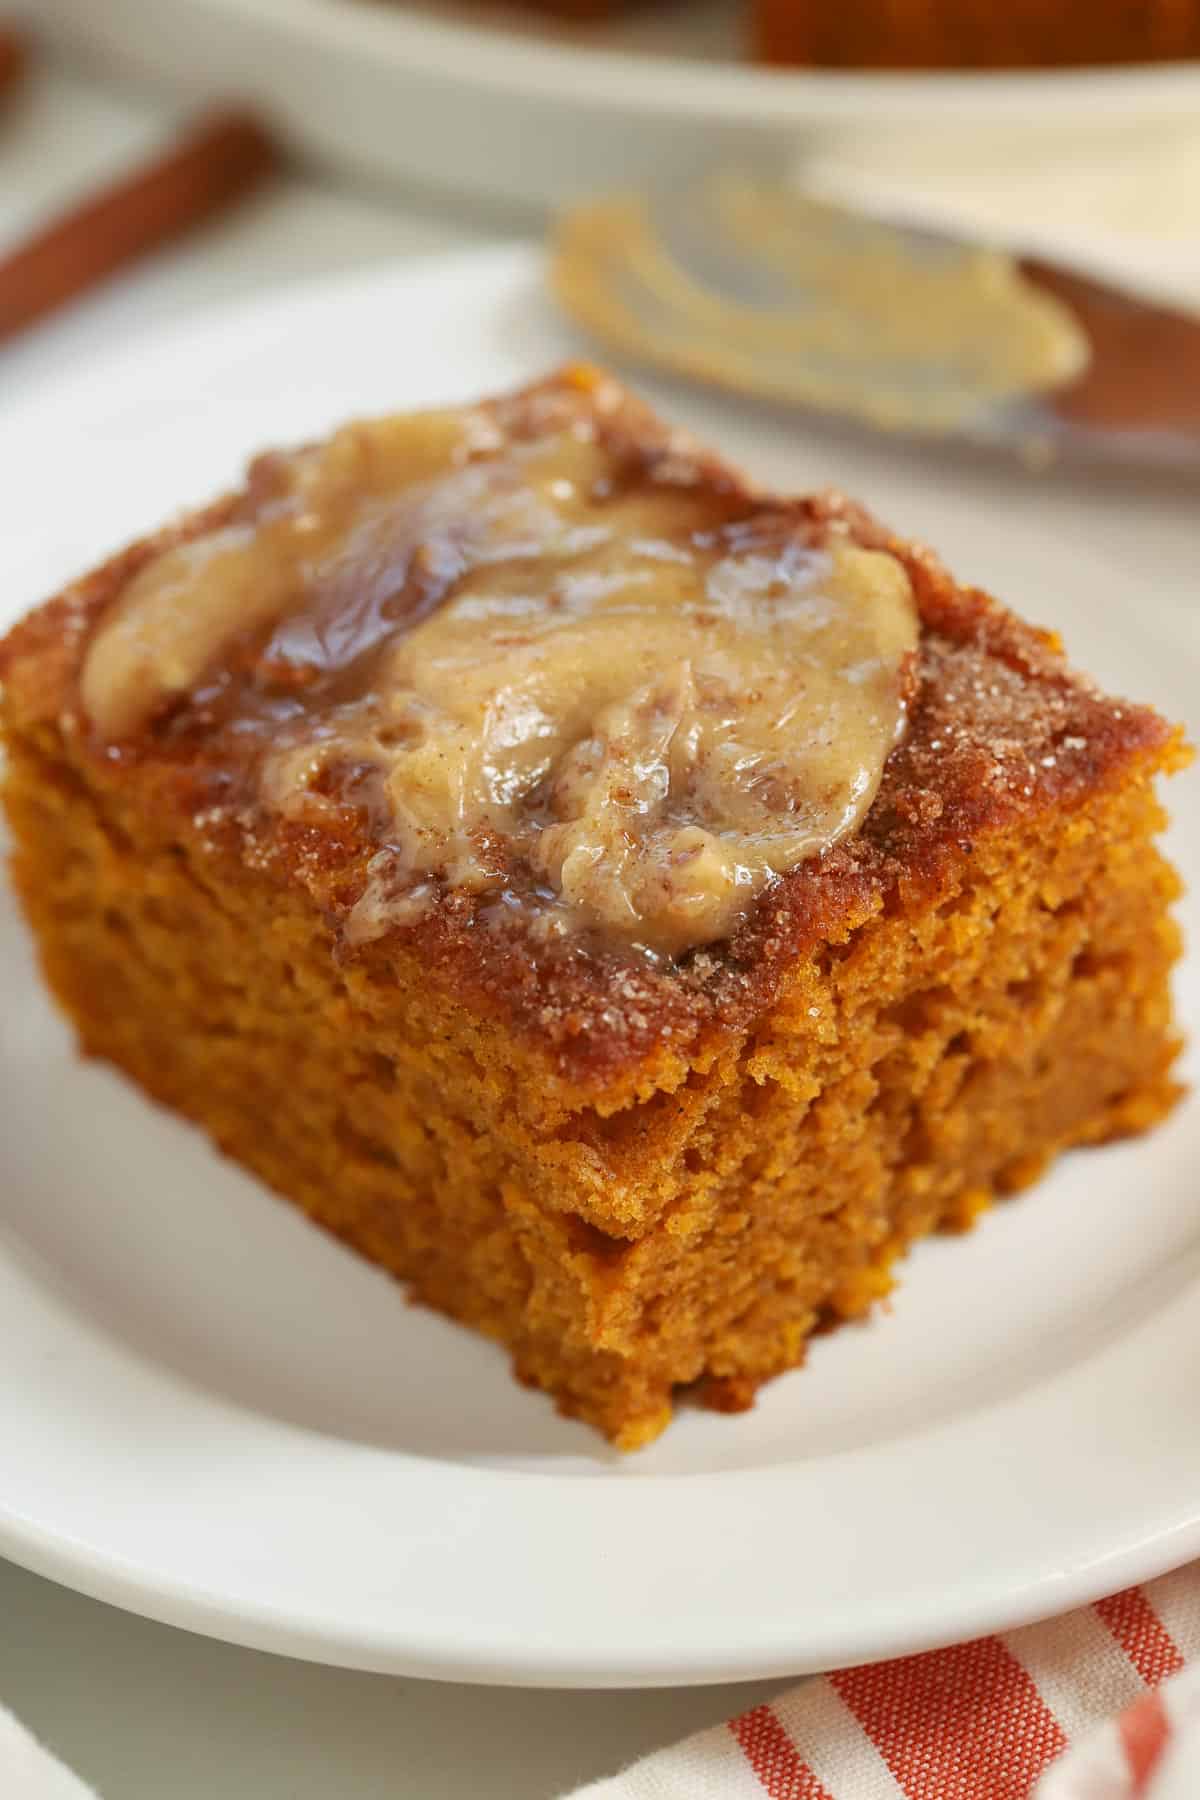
(0, 245, 1197, 1688)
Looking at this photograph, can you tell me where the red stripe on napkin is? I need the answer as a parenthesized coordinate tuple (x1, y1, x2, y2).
(730, 1703, 835, 1799)
(1097, 1588, 1186, 1687)
(1117, 1687, 1172, 1793)
(830, 1635, 1067, 1799)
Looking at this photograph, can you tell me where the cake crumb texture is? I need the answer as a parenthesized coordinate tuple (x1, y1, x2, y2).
(0, 369, 1188, 1447)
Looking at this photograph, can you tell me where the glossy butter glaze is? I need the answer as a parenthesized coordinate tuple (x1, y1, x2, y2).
(79, 374, 917, 956)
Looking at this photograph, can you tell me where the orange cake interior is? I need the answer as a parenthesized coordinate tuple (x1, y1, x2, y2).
(0, 367, 1187, 1447)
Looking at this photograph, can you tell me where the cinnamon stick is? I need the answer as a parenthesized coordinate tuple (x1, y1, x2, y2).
(0, 25, 27, 98)
(0, 108, 279, 344)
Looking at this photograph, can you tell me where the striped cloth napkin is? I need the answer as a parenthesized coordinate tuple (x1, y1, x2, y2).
(571, 1567, 1200, 1799)
(3, 1570, 1198, 1796)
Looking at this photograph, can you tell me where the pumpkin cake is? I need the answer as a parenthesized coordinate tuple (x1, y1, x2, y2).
(0, 367, 1187, 1448)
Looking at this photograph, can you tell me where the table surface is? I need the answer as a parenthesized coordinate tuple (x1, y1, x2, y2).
(0, 55, 794, 1800)
(1, 1558, 790, 1799)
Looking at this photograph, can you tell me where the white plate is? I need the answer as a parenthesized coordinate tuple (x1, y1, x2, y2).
(1, 247, 1198, 1687)
(31, 0, 1200, 212)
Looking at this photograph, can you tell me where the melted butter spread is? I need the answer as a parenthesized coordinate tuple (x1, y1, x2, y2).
(80, 409, 497, 740)
(80, 386, 918, 957)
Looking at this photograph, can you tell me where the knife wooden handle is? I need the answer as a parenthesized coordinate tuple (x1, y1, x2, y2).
(1024, 260, 1200, 435)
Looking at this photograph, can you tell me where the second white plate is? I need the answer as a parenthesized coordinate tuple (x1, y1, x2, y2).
(1, 247, 1198, 1685)
(32, 0, 1200, 212)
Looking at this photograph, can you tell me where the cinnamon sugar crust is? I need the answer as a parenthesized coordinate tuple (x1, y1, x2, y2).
(0, 371, 1176, 1094)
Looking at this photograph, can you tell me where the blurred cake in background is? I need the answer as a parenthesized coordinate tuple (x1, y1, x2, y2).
(392, 0, 1200, 68)
(755, 0, 1200, 69)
